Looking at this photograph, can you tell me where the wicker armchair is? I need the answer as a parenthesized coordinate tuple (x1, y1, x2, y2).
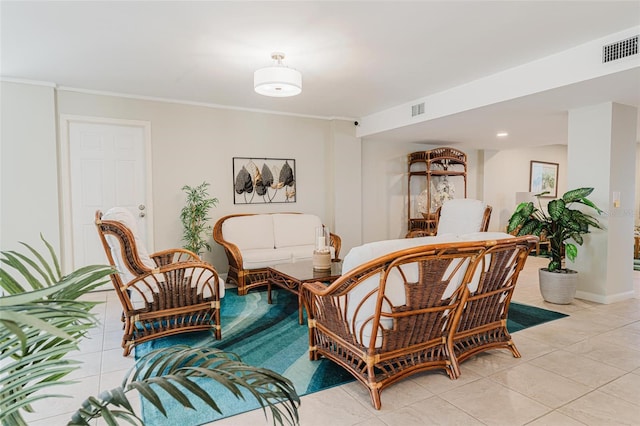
(452, 235, 538, 363)
(95, 208, 223, 356)
(302, 241, 488, 409)
(406, 199, 492, 238)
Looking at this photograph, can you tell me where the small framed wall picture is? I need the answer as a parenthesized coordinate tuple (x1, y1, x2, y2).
(529, 161, 559, 198)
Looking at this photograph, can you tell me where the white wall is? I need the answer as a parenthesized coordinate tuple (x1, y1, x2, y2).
(3, 81, 639, 283)
(330, 120, 362, 256)
(0, 82, 60, 255)
(361, 141, 480, 243)
(55, 90, 357, 271)
(483, 145, 568, 232)
(569, 102, 636, 303)
(636, 143, 640, 226)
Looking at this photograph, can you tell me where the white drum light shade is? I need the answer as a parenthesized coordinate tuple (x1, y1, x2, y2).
(254, 53, 302, 97)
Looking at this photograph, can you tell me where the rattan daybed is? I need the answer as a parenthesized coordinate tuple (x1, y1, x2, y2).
(302, 234, 537, 409)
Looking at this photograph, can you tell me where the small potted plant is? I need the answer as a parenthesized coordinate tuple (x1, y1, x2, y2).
(180, 182, 218, 255)
(507, 187, 603, 304)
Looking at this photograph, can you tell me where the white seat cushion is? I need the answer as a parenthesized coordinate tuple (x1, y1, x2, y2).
(272, 214, 322, 248)
(242, 248, 292, 270)
(288, 244, 336, 262)
(436, 199, 487, 235)
(287, 245, 315, 261)
(222, 215, 275, 250)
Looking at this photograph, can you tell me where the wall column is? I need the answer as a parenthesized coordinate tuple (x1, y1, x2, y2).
(568, 102, 637, 303)
(330, 120, 362, 255)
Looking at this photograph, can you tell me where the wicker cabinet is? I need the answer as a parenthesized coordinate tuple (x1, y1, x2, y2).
(407, 148, 467, 233)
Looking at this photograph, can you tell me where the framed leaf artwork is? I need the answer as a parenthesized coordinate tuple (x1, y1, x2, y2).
(233, 157, 296, 204)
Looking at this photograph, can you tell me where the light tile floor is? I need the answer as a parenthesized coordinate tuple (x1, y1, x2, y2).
(25, 256, 640, 425)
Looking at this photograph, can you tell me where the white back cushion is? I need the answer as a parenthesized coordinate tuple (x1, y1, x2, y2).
(437, 199, 487, 236)
(222, 215, 275, 250)
(272, 214, 322, 248)
(342, 234, 458, 274)
(102, 207, 156, 283)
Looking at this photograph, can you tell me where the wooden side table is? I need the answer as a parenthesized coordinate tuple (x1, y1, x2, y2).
(268, 260, 342, 324)
(634, 235, 640, 259)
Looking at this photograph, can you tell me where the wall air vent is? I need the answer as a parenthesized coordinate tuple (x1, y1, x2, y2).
(411, 102, 425, 117)
(602, 35, 638, 63)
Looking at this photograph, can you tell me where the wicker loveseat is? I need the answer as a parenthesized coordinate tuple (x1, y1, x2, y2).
(213, 213, 341, 295)
(302, 232, 537, 409)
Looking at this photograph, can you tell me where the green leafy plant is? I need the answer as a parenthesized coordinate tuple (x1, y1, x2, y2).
(1, 237, 300, 426)
(71, 346, 300, 426)
(180, 182, 219, 254)
(0, 235, 113, 426)
(507, 187, 603, 272)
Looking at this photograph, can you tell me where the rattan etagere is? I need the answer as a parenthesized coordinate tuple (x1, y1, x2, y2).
(407, 147, 467, 234)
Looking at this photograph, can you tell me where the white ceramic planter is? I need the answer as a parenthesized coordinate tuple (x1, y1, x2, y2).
(538, 268, 578, 304)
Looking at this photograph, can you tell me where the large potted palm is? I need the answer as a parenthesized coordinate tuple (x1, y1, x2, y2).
(507, 187, 603, 304)
(0, 236, 299, 426)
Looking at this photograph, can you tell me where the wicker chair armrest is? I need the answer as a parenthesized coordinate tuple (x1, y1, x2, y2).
(302, 281, 329, 295)
(150, 248, 201, 266)
(212, 216, 244, 269)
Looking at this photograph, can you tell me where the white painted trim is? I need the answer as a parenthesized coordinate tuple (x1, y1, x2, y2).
(0, 77, 57, 87)
(575, 289, 636, 304)
(56, 86, 357, 122)
(58, 115, 154, 272)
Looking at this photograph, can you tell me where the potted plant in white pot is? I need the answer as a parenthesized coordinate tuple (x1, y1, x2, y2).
(507, 187, 603, 304)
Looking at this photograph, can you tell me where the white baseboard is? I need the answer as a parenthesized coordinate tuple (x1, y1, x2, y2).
(575, 289, 636, 304)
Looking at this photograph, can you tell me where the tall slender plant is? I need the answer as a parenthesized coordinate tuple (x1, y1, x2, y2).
(180, 182, 219, 255)
(0, 237, 300, 426)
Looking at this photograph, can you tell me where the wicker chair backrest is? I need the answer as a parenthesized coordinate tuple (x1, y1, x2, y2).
(96, 207, 156, 285)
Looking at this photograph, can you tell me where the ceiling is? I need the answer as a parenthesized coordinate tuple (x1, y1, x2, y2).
(2, 1, 639, 150)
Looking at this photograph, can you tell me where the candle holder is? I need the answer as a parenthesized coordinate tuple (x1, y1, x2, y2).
(313, 226, 331, 270)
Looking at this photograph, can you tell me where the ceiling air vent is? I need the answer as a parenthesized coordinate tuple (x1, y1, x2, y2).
(602, 35, 638, 63)
(411, 102, 425, 117)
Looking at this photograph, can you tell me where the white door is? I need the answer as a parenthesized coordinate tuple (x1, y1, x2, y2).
(66, 120, 151, 278)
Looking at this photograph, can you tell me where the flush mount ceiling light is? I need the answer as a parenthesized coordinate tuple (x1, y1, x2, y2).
(254, 52, 302, 97)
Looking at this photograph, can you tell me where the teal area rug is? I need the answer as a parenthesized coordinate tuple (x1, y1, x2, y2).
(135, 288, 567, 425)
